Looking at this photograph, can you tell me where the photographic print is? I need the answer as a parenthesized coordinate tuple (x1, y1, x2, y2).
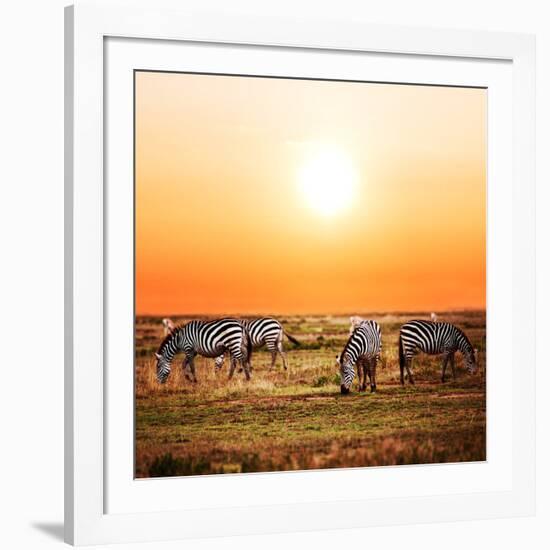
(134, 71, 486, 478)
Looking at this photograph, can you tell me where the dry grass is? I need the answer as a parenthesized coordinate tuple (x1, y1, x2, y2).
(135, 310, 486, 477)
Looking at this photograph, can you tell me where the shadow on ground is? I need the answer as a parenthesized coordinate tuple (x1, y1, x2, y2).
(31, 522, 64, 542)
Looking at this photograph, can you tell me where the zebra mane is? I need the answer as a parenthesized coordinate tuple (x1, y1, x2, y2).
(340, 329, 358, 362)
(451, 324, 474, 354)
(157, 323, 185, 355)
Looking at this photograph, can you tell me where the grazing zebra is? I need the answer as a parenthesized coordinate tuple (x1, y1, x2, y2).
(398, 320, 477, 384)
(162, 317, 175, 337)
(337, 319, 381, 394)
(214, 317, 300, 371)
(155, 318, 252, 383)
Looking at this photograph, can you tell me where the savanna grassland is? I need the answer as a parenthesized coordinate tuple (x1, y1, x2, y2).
(135, 311, 486, 478)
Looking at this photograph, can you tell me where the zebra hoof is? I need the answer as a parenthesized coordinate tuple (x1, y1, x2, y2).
(370, 385, 376, 393)
(340, 385, 350, 395)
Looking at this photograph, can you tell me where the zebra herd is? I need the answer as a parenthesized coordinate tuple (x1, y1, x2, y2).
(154, 316, 478, 394)
(155, 317, 297, 384)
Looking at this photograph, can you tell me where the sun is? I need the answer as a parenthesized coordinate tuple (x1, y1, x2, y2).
(298, 146, 358, 217)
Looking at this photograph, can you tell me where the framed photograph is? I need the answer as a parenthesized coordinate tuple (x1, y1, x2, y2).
(65, 1, 535, 545)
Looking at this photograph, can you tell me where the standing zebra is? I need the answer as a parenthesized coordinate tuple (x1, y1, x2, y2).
(398, 320, 477, 384)
(155, 318, 252, 383)
(337, 319, 381, 394)
(214, 317, 299, 371)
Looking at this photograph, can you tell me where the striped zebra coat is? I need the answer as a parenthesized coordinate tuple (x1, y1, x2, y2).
(155, 318, 252, 383)
(398, 320, 477, 384)
(215, 317, 300, 371)
(337, 320, 381, 394)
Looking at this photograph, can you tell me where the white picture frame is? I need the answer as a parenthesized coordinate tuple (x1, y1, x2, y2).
(65, 0, 536, 545)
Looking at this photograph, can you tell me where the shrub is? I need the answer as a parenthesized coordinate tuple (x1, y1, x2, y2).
(312, 375, 330, 387)
(149, 453, 213, 477)
(312, 374, 340, 387)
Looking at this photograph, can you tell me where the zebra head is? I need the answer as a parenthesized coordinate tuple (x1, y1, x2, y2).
(337, 354, 355, 394)
(155, 352, 172, 384)
(464, 348, 478, 374)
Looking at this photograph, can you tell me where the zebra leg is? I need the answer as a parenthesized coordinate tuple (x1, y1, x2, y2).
(189, 356, 198, 383)
(182, 355, 192, 382)
(405, 357, 415, 385)
(238, 352, 251, 381)
(236, 346, 251, 373)
(450, 352, 456, 380)
(228, 343, 250, 381)
(269, 350, 277, 370)
(243, 359, 251, 380)
(441, 353, 450, 382)
(369, 357, 377, 393)
(242, 341, 252, 379)
(241, 337, 253, 373)
(265, 340, 277, 370)
(214, 354, 225, 372)
(357, 361, 364, 392)
(400, 357, 405, 386)
(183, 354, 197, 383)
(228, 356, 237, 379)
(277, 340, 288, 370)
(362, 360, 369, 392)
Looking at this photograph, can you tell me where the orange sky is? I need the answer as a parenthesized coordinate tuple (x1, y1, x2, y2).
(135, 71, 486, 315)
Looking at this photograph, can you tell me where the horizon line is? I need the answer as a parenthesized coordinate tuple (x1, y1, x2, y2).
(136, 307, 486, 318)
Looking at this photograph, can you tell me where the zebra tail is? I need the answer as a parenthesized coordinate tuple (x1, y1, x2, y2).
(398, 333, 404, 371)
(284, 331, 300, 346)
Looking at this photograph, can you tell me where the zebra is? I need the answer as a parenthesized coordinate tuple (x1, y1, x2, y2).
(155, 318, 252, 383)
(161, 317, 175, 337)
(398, 320, 478, 384)
(337, 319, 381, 394)
(214, 317, 300, 371)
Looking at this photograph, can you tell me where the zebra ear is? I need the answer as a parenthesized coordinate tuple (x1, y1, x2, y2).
(155, 352, 162, 360)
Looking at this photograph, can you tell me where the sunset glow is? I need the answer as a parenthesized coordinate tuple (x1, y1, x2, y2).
(135, 72, 486, 315)
(298, 146, 358, 217)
